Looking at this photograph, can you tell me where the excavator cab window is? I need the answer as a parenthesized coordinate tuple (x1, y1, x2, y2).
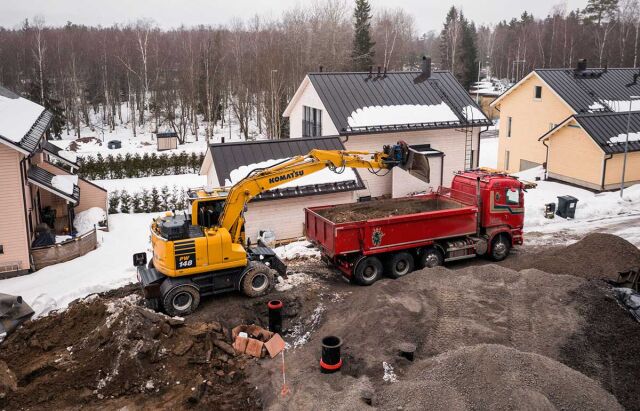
(196, 199, 225, 228)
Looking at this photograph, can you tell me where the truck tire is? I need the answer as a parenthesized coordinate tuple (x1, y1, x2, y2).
(241, 261, 274, 297)
(490, 234, 511, 261)
(419, 247, 444, 268)
(385, 252, 414, 278)
(162, 283, 200, 317)
(353, 256, 383, 286)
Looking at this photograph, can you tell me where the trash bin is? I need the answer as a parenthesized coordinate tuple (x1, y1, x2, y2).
(556, 195, 578, 219)
(107, 140, 122, 149)
(544, 203, 556, 219)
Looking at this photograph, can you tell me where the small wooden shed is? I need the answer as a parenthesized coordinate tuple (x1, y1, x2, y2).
(156, 131, 178, 151)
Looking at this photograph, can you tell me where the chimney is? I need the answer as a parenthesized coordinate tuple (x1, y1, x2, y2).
(368, 66, 373, 79)
(377, 66, 382, 78)
(319, 65, 323, 72)
(421, 56, 432, 79)
(383, 66, 387, 78)
(576, 58, 587, 72)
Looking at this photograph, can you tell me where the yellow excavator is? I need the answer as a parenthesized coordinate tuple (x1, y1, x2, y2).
(133, 142, 430, 315)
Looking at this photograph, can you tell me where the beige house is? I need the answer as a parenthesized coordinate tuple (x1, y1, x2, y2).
(200, 64, 491, 242)
(491, 62, 640, 190)
(0, 86, 107, 277)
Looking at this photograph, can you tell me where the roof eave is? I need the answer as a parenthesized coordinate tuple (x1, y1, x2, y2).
(283, 75, 310, 118)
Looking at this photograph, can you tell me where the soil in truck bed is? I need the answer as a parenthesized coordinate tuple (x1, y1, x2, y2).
(316, 197, 464, 223)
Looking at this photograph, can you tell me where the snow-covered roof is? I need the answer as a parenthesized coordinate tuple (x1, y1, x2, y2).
(298, 71, 490, 134)
(0, 86, 51, 154)
(27, 165, 80, 203)
(206, 136, 365, 201)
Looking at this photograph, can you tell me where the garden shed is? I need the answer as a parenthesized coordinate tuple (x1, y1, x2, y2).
(156, 132, 178, 151)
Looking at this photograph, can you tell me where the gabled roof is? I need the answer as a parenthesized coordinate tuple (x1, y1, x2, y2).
(574, 111, 640, 153)
(205, 136, 365, 201)
(0, 86, 51, 154)
(289, 71, 490, 135)
(27, 165, 80, 204)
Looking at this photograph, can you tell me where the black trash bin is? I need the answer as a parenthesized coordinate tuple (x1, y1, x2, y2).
(556, 195, 578, 219)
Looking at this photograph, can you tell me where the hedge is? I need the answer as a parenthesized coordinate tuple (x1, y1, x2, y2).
(108, 186, 190, 214)
(77, 151, 205, 180)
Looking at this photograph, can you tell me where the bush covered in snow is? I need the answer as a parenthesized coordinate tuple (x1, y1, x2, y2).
(107, 185, 189, 214)
(77, 151, 204, 180)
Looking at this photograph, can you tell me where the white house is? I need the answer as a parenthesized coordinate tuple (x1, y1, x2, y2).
(201, 62, 491, 242)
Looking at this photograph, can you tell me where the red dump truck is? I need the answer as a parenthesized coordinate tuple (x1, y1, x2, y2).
(304, 170, 525, 285)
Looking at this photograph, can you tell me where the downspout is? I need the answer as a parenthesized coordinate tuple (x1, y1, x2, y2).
(19, 157, 33, 272)
(477, 125, 489, 168)
(440, 154, 445, 187)
(542, 139, 550, 180)
(601, 153, 613, 191)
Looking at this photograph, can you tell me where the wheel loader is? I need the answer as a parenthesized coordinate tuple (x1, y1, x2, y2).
(133, 141, 430, 316)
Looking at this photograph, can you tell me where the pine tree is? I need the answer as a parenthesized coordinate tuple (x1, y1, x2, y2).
(120, 191, 132, 213)
(351, 0, 375, 71)
(133, 191, 145, 213)
(440, 7, 478, 88)
(583, 0, 619, 25)
(160, 185, 170, 210)
(459, 17, 479, 89)
(108, 191, 120, 214)
(150, 186, 161, 212)
(140, 188, 151, 213)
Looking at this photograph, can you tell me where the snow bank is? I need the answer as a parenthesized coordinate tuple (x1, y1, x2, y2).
(274, 240, 320, 260)
(0, 212, 157, 317)
(51, 175, 78, 195)
(74, 207, 107, 234)
(223, 158, 358, 189)
(0, 93, 45, 142)
(347, 103, 459, 127)
(94, 174, 207, 193)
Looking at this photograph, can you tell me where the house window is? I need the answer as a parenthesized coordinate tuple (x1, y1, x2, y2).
(0, 245, 3, 254)
(534, 86, 542, 99)
(507, 117, 512, 138)
(303, 106, 322, 137)
(505, 150, 510, 170)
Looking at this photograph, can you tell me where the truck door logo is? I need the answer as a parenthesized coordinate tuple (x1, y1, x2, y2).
(372, 227, 385, 246)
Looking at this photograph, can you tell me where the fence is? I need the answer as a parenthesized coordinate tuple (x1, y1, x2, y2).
(31, 228, 98, 270)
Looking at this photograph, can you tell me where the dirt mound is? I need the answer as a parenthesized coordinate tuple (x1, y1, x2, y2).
(316, 197, 461, 223)
(505, 233, 640, 279)
(0, 295, 260, 410)
(379, 344, 622, 410)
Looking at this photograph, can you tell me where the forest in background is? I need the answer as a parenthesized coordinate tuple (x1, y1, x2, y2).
(0, 0, 637, 141)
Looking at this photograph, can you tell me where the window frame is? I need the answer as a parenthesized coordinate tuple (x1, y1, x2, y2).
(534, 86, 542, 100)
(302, 105, 322, 137)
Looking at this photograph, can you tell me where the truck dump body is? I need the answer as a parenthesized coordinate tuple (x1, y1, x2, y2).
(306, 193, 478, 258)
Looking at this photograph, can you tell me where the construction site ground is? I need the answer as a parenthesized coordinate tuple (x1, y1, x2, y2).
(2, 233, 640, 410)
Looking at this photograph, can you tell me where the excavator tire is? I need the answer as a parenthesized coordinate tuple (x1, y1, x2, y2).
(161, 283, 200, 317)
(241, 261, 275, 297)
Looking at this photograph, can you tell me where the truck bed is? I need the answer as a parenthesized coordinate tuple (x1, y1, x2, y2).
(306, 192, 479, 258)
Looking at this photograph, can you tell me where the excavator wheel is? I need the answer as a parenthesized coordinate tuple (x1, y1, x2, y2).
(161, 283, 200, 317)
(241, 261, 275, 297)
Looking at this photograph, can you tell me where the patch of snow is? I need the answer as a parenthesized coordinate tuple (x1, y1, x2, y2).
(93, 174, 207, 193)
(588, 102, 606, 111)
(383, 362, 398, 383)
(602, 100, 640, 112)
(275, 272, 315, 292)
(51, 175, 78, 195)
(0, 93, 45, 142)
(461, 105, 487, 121)
(274, 240, 320, 260)
(0, 212, 158, 317)
(58, 149, 78, 163)
(607, 131, 640, 145)
(223, 158, 358, 189)
(347, 103, 459, 128)
(286, 303, 325, 349)
(479, 137, 498, 168)
(74, 207, 106, 234)
(56, 235, 72, 244)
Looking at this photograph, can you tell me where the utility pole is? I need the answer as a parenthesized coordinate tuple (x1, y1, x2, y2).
(621, 96, 640, 197)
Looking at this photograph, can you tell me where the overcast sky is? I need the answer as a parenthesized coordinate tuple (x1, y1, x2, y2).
(1, 0, 587, 34)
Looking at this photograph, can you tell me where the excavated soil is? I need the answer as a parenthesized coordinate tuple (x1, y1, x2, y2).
(502, 233, 640, 279)
(316, 197, 463, 223)
(0, 295, 261, 410)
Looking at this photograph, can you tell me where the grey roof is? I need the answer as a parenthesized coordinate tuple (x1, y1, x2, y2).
(573, 111, 640, 154)
(536, 68, 640, 113)
(208, 136, 365, 201)
(27, 165, 80, 203)
(43, 141, 78, 167)
(308, 71, 491, 134)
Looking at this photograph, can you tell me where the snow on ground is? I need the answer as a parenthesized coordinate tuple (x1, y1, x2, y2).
(479, 136, 498, 168)
(274, 240, 321, 260)
(0, 213, 157, 317)
(224, 158, 358, 188)
(0, 91, 45, 142)
(93, 174, 207, 193)
(74, 207, 107, 235)
(347, 103, 459, 127)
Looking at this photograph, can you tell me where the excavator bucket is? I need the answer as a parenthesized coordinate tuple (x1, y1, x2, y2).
(399, 145, 431, 183)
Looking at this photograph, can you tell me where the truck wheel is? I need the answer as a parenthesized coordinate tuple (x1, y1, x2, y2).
(241, 261, 274, 297)
(354, 256, 383, 286)
(490, 234, 511, 261)
(419, 247, 444, 268)
(385, 252, 415, 278)
(162, 284, 200, 317)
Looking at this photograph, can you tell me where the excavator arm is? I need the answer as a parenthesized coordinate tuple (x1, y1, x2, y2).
(219, 142, 430, 242)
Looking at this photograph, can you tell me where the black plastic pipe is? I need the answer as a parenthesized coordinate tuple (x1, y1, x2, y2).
(320, 335, 343, 373)
(267, 300, 283, 334)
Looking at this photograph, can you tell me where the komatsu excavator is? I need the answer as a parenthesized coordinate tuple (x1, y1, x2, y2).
(133, 142, 430, 316)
